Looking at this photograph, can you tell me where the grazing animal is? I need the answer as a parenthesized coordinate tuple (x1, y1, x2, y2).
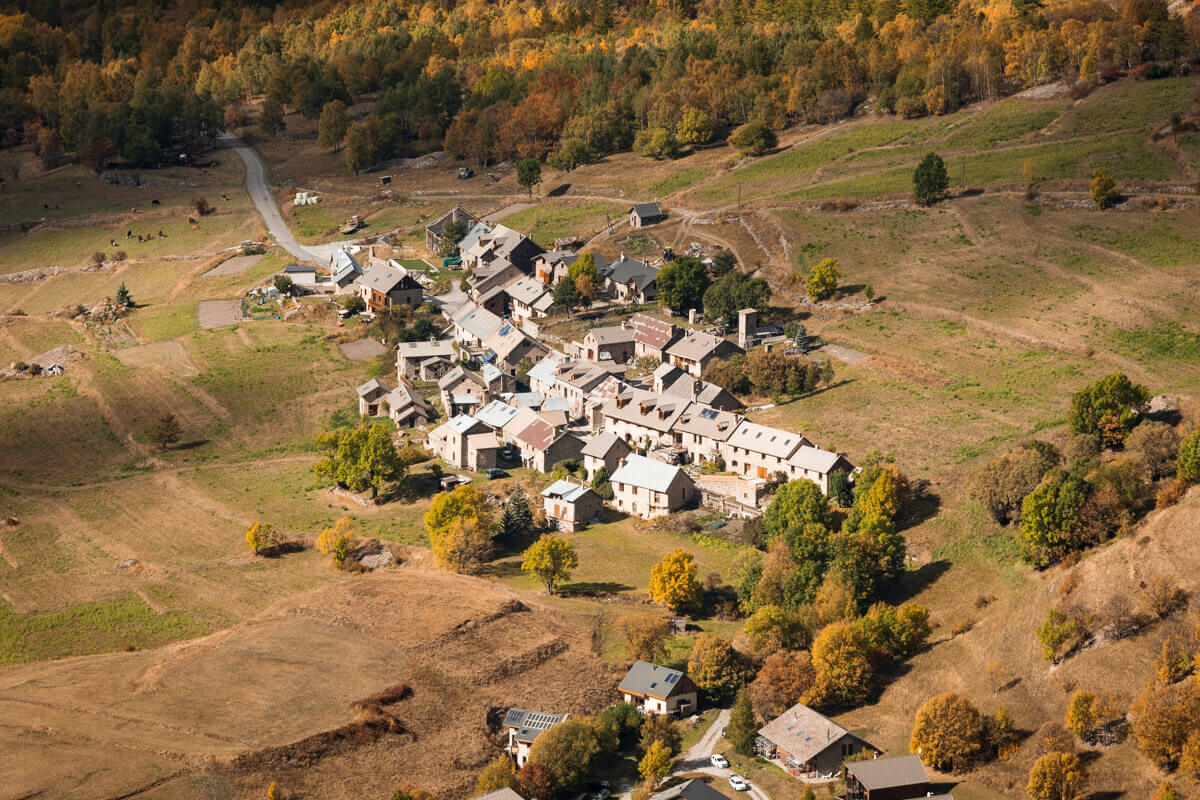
(221, 194, 228, 201)
(187, 216, 197, 224)
(151, 199, 160, 206)
(126, 230, 132, 238)
(110, 239, 117, 247)
(158, 229, 164, 237)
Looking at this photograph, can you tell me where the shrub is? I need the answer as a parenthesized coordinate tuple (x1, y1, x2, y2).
(1035, 609, 1079, 662)
(749, 649, 815, 718)
(91, 251, 106, 265)
(192, 196, 211, 216)
(1068, 373, 1150, 446)
(1089, 167, 1119, 209)
(1142, 577, 1187, 619)
(1128, 422, 1181, 479)
(913, 152, 949, 205)
(730, 121, 776, 156)
(806, 258, 840, 302)
(648, 548, 702, 613)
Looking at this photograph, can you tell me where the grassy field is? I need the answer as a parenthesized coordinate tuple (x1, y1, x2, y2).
(501, 201, 622, 244)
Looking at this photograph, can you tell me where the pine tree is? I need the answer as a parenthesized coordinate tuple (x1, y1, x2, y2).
(151, 413, 181, 449)
(501, 489, 533, 539)
(725, 689, 758, 756)
(115, 282, 133, 308)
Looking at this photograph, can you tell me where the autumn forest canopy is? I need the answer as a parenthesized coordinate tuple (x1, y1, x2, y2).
(2, 0, 1199, 170)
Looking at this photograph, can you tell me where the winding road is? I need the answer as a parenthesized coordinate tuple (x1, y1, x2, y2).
(220, 134, 356, 267)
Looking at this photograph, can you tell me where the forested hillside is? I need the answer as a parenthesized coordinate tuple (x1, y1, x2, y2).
(1, 0, 1198, 171)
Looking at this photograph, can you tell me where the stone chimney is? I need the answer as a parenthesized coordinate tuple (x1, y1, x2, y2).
(737, 308, 758, 349)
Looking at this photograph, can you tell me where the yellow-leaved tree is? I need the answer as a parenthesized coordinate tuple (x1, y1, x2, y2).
(316, 517, 356, 568)
(245, 522, 278, 556)
(647, 548, 701, 613)
(425, 484, 498, 572)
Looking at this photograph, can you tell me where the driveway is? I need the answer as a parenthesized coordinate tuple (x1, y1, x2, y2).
(618, 710, 773, 800)
(220, 134, 328, 265)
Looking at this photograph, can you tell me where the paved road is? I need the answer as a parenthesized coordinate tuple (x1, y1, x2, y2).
(220, 135, 326, 264)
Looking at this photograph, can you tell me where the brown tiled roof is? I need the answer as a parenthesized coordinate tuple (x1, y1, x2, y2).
(629, 313, 677, 350)
(515, 417, 557, 451)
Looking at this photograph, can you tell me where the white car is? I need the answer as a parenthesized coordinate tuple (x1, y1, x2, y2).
(710, 754, 730, 769)
(729, 775, 749, 791)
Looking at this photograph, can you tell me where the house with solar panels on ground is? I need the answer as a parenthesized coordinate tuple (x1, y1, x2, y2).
(502, 708, 569, 766)
(617, 660, 698, 717)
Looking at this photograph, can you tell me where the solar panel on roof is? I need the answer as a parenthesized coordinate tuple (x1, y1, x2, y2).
(699, 408, 718, 419)
(664, 673, 679, 684)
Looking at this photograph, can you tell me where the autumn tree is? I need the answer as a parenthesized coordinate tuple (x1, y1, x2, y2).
(913, 152, 949, 205)
(806, 619, 874, 709)
(517, 158, 541, 196)
(316, 516, 357, 568)
(971, 442, 1059, 524)
(640, 713, 682, 755)
(1021, 474, 1090, 568)
(245, 522, 279, 556)
(638, 740, 673, 786)
(516, 762, 554, 800)
(344, 121, 374, 173)
(688, 633, 746, 701)
(1152, 783, 1181, 800)
(749, 649, 816, 718)
(1128, 422, 1181, 479)
(725, 688, 758, 756)
(634, 126, 678, 159)
(260, 95, 285, 138)
(1130, 680, 1200, 769)
(618, 614, 671, 662)
(1035, 608, 1080, 661)
(1090, 167, 1119, 209)
(314, 423, 406, 497)
(1027, 752, 1085, 800)
(648, 548, 702, 613)
(432, 516, 495, 573)
(521, 534, 578, 593)
(151, 413, 182, 449)
(36, 127, 64, 170)
(476, 753, 519, 795)
(909, 693, 986, 773)
(806, 258, 841, 302)
(318, 100, 350, 151)
(676, 107, 714, 147)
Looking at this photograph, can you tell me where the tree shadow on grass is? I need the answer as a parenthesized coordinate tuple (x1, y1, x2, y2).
(478, 559, 523, 580)
(558, 581, 633, 598)
(887, 558, 952, 606)
(173, 439, 209, 451)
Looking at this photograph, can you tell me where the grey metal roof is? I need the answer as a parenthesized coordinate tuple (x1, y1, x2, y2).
(542, 479, 594, 503)
(454, 305, 504, 341)
(631, 202, 664, 219)
(846, 755, 930, 791)
(284, 264, 315, 274)
(606, 257, 658, 292)
(477, 399, 520, 429)
(502, 708, 568, 744)
(356, 378, 391, 397)
(617, 659, 690, 700)
(446, 414, 484, 435)
(650, 779, 727, 800)
(665, 330, 732, 363)
(586, 326, 635, 345)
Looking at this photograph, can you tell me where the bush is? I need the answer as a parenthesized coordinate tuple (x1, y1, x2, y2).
(1035, 609, 1079, 662)
(806, 258, 840, 302)
(1130, 680, 1200, 769)
(1141, 577, 1187, 619)
(1179, 428, 1200, 481)
(1067, 373, 1149, 447)
(1128, 422, 1181, 479)
(91, 251, 106, 265)
(729, 121, 776, 157)
(192, 196, 211, 216)
(1027, 752, 1085, 800)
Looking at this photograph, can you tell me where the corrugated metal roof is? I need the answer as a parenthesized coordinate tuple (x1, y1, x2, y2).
(846, 754, 929, 791)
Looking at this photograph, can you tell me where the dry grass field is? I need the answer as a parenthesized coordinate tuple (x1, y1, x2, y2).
(0, 74, 1199, 800)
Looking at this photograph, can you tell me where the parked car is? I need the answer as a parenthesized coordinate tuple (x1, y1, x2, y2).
(457, 166, 474, 179)
(710, 754, 729, 769)
(729, 775, 749, 792)
(485, 468, 507, 479)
